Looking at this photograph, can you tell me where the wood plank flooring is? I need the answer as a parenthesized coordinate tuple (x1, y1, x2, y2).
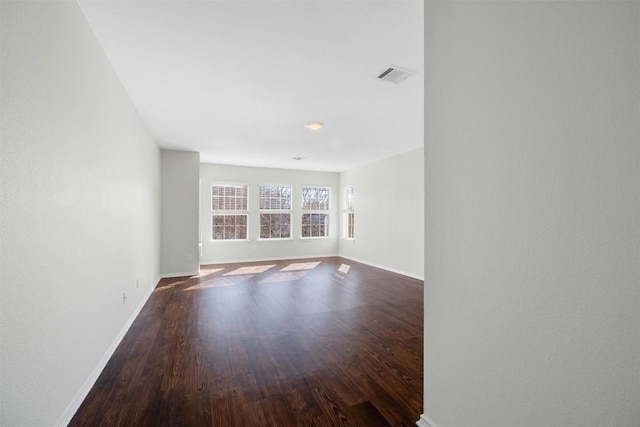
(70, 257, 423, 426)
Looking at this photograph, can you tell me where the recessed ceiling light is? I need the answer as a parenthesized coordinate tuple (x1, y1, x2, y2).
(304, 121, 324, 130)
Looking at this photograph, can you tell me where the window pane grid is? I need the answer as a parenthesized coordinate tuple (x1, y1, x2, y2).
(301, 213, 329, 238)
(259, 185, 291, 210)
(212, 214, 247, 240)
(301, 186, 330, 238)
(212, 184, 248, 211)
(260, 213, 291, 239)
(346, 186, 355, 212)
(211, 184, 248, 240)
(344, 186, 354, 239)
(259, 185, 292, 239)
(301, 187, 330, 211)
(346, 212, 355, 239)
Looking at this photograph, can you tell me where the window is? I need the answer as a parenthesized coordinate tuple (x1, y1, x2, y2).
(301, 186, 330, 238)
(259, 184, 291, 239)
(211, 184, 248, 240)
(344, 185, 354, 239)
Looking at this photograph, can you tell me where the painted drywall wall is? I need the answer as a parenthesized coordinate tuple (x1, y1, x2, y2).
(339, 148, 424, 279)
(200, 163, 339, 264)
(0, 2, 161, 425)
(422, 2, 639, 427)
(161, 150, 200, 276)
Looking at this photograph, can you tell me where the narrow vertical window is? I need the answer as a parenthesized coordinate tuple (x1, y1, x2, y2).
(211, 184, 248, 240)
(259, 184, 291, 239)
(344, 185, 354, 239)
(301, 186, 330, 238)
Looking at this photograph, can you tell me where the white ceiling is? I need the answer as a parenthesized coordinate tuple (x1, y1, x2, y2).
(78, 1, 424, 172)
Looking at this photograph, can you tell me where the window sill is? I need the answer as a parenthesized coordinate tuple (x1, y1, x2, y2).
(258, 237, 294, 242)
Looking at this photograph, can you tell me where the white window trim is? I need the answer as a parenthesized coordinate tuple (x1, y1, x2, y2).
(301, 186, 330, 239)
(211, 182, 249, 242)
(343, 185, 355, 240)
(259, 183, 292, 240)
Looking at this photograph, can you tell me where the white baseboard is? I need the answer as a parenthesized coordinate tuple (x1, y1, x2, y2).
(198, 254, 424, 281)
(417, 414, 438, 427)
(339, 256, 424, 281)
(160, 270, 200, 278)
(55, 276, 160, 426)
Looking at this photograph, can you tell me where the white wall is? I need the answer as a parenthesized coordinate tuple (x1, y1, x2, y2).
(161, 150, 200, 276)
(0, 2, 161, 425)
(200, 163, 339, 264)
(339, 148, 424, 279)
(422, 2, 639, 427)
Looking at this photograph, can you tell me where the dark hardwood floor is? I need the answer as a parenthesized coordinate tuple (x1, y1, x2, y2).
(70, 257, 423, 426)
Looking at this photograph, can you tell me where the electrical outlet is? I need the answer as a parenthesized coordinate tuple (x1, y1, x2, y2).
(123, 292, 127, 304)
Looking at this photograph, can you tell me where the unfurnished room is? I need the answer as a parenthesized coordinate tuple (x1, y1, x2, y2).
(1, 1, 638, 427)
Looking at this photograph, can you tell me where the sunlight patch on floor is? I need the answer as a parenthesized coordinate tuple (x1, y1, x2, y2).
(197, 267, 225, 278)
(280, 261, 321, 271)
(334, 264, 352, 281)
(184, 274, 254, 291)
(155, 280, 187, 291)
(224, 265, 276, 276)
(259, 271, 308, 284)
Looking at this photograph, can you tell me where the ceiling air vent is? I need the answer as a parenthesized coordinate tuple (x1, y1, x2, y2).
(377, 66, 415, 84)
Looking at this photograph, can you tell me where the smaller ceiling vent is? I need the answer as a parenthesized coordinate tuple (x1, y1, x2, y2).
(377, 65, 415, 84)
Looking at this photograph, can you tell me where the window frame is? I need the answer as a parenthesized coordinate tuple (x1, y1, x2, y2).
(210, 183, 249, 242)
(344, 185, 355, 240)
(301, 186, 331, 239)
(258, 184, 292, 240)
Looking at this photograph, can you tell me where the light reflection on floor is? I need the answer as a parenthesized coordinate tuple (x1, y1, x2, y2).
(172, 260, 330, 291)
(155, 280, 187, 291)
(197, 267, 225, 278)
(334, 264, 351, 281)
(259, 270, 308, 284)
(280, 261, 321, 271)
(184, 274, 254, 291)
(338, 264, 351, 274)
(224, 265, 276, 276)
